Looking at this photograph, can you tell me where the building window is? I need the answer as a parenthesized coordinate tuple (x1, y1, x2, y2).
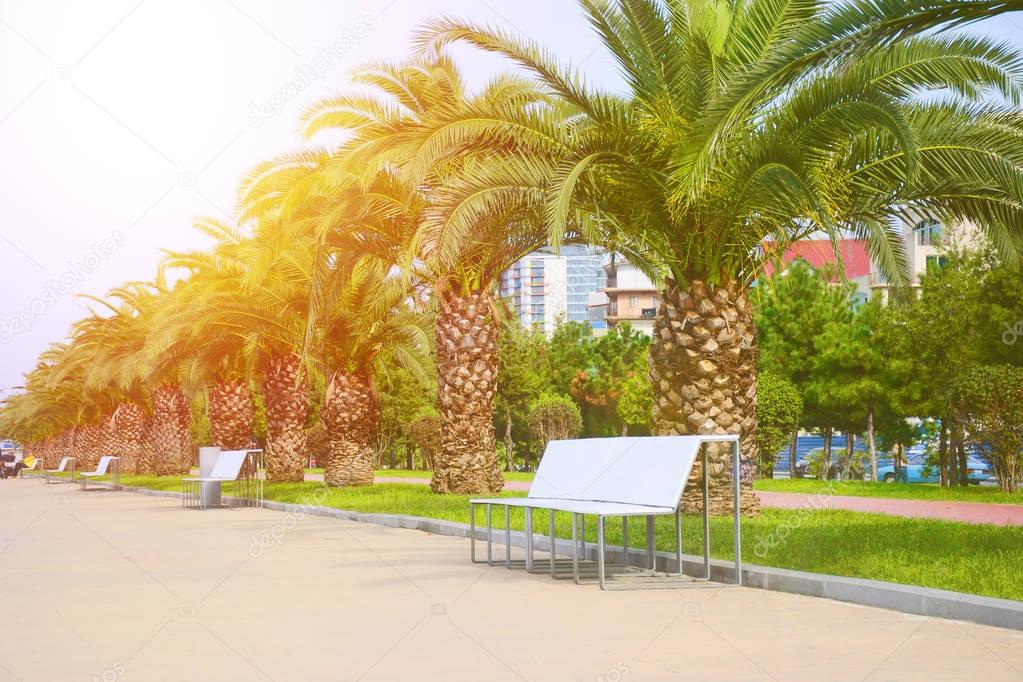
(914, 220, 942, 246)
(926, 255, 949, 272)
(629, 296, 639, 307)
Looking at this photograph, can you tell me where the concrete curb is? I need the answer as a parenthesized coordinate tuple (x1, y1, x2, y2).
(57, 478, 1023, 632)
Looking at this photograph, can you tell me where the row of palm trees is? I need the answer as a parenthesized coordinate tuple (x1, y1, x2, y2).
(4, 0, 1023, 507)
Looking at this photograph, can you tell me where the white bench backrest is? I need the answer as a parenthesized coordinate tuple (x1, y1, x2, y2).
(209, 450, 253, 480)
(93, 456, 116, 475)
(56, 457, 71, 472)
(528, 436, 724, 508)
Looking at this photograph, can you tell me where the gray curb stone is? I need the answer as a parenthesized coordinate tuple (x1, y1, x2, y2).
(58, 478, 1023, 631)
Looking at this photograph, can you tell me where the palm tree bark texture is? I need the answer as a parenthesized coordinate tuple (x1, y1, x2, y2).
(431, 291, 504, 494)
(261, 353, 309, 482)
(322, 371, 378, 487)
(151, 384, 193, 475)
(649, 279, 760, 515)
(208, 379, 254, 450)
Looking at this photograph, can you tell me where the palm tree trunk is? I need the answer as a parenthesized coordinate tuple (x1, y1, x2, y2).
(430, 291, 503, 494)
(650, 279, 759, 515)
(152, 384, 193, 475)
(138, 417, 156, 474)
(109, 401, 146, 474)
(208, 379, 254, 449)
(261, 353, 309, 482)
(76, 423, 102, 471)
(322, 371, 379, 487)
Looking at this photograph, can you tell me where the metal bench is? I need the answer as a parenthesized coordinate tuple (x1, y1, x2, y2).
(469, 435, 742, 590)
(79, 456, 119, 491)
(45, 457, 75, 484)
(19, 457, 42, 478)
(182, 449, 262, 510)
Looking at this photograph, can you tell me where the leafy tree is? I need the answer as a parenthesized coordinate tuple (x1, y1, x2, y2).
(754, 372, 802, 478)
(495, 320, 550, 470)
(527, 394, 583, 466)
(953, 365, 1023, 492)
(616, 368, 652, 436)
(377, 362, 438, 470)
(755, 260, 853, 475)
(547, 321, 650, 436)
(406, 409, 442, 471)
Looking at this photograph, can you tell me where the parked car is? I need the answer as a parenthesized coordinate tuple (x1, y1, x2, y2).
(794, 448, 866, 480)
(877, 453, 990, 483)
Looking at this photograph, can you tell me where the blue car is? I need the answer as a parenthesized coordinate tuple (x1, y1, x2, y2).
(877, 453, 990, 484)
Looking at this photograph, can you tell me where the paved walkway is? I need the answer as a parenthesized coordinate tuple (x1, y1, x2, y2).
(3, 482, 1023, 681)
(755, 491, 1023, 525)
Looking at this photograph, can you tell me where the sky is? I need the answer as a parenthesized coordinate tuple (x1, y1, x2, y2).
(0, 1, 1021, 398)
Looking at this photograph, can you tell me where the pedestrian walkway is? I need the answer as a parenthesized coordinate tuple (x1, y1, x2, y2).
(757, 491, 1023, 526)
(3, 483, 1022, 681)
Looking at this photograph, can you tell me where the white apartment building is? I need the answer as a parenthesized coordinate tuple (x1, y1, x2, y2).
(500, 245, 606, 335)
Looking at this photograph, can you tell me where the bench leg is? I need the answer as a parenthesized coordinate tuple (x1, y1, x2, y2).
(571, 513, 580, 584)
(597, 516, 606, 590)
(580, 515, 586, 558)
(733, 440, 742, 587)
(703, 448, 711, 580)
(549, 510, 556, 578)
(622, 517, 629, 568)
(525, 507, 533, 572)
(675, 509, 683, 576)
(469, 503, 476, 562)
(486, 505, 493, 566)
(646, 515, 656, 571)
(504, 505, 511, 569)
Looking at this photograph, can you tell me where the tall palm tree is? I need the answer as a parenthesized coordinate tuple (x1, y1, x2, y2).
(297, 51, 571, 494)
(158, 213, 318, 482)
(314, 259, 432, 487)
(421, 0, 1023, 512)
(154, 219, 257, 451)
(53, 282, 169, 473)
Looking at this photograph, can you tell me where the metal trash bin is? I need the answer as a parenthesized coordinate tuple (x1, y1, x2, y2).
(198, 447, 222, 507)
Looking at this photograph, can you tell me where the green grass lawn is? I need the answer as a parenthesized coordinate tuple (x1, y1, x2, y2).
(372, 469, 536, 482)
(261, 482, 1023, 601)
(33, 471, 1023, 601)
(755, 478, 1022, 504)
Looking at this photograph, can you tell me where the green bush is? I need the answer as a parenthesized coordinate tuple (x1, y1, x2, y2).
(527, 393, 583, 460)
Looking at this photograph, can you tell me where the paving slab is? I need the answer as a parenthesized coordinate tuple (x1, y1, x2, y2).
(2, 481, 1022, 682)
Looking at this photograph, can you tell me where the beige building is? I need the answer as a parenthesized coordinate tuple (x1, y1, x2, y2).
(601, 258, 659, 335)
(870, 218, 982, 300)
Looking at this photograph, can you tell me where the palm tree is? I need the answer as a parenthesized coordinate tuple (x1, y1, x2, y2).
(158, 213, 318, 482)
(314, 259, 432, 487)
(154, 219, 257, 451)
(52, 282, 169, 473)
(297, 51, 570, 494)
(421, 0, 1023, 512)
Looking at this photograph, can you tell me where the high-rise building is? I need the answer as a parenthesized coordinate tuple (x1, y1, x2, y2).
(499, 245, 606, 335)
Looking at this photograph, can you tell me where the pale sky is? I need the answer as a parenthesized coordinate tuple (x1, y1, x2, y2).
(0, 1, 1020, 397)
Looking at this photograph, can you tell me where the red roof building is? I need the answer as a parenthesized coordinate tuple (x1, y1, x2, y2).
(761, 239, 872, 281)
